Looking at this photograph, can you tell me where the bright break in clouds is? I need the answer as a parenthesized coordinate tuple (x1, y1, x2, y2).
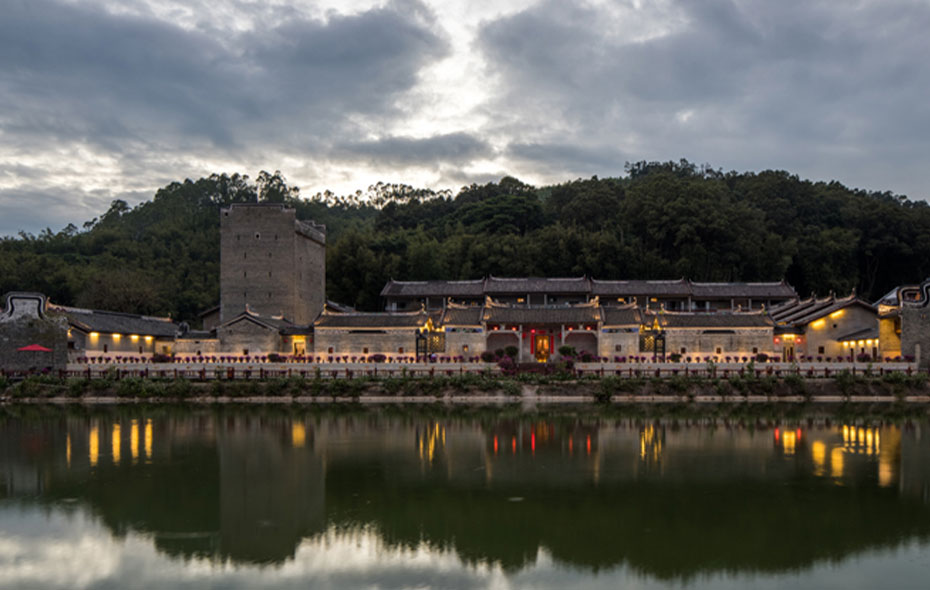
(2, 0, 929, 235)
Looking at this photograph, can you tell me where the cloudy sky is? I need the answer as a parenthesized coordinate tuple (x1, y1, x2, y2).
(3, 0, 930, 235)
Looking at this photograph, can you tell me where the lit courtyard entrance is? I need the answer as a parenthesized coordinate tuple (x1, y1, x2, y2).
(534, 334, 550, 362)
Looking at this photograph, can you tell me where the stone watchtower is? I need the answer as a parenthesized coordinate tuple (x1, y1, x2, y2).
(220, 204, 326, 325)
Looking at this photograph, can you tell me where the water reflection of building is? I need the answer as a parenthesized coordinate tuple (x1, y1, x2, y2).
(7, 410, 930, 577)
(772, 425, 901, 489)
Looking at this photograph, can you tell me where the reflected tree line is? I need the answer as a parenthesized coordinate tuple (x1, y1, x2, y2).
(2, 406, 930, 580)
(3, 160, 930, 319)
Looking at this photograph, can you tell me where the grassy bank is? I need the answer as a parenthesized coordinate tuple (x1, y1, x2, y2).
(1, 370, 929, 403)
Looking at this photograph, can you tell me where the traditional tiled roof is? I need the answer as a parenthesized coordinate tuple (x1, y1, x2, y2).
(440, 305, 483, 326)
(380, 279, 485, 298)
(690, 281, 796, 299)
(771, 294, 875, 327)
(590, 279, 691, 297)
(314, 310, 429, 329)
(215, 310, 310, 334)
(59, 307, 179, 337)
(485, 276, 591, 294)
(382, 277, 798, 301)
(652, 312, 774, 329)
(483, 304, 600, 325)
(600, 305, 643, 326)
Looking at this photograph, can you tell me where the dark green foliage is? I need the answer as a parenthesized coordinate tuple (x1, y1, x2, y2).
(5, 162, 930, 319)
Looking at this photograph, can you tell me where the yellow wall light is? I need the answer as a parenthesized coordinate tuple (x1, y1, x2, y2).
(830, 310, 845, 319)
(130, 334, 139, 342)
(811, 319, 826, 329)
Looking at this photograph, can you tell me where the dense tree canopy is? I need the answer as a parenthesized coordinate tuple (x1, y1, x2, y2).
(2, 162, 929, 321)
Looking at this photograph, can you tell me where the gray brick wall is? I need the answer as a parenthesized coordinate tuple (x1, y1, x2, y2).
(220, 204, 326, 326)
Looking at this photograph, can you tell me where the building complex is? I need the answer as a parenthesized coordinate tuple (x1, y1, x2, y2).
(2, 203, 928, 370)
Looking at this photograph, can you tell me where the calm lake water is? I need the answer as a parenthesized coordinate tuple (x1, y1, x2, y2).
(2, 404, 930, 589)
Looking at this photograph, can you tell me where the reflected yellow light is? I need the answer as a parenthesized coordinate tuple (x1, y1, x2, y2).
(812, 441, 826, 476)
(866, 429, 874, 453)
(112, 424, 121, 464)
(858, 427, 865, 446)
(811, 319, 826, 329)
(783, 430, 796, 456)
(144, 419, 153, 461)
(66, 433, 71, 469)
(831, 447, 844, 478)
(130, 334, 139, 342)
(879, 460, 894, 487)
(639, 425, 662, 462)
(292, 423, 306, 448)
(130, 420, 139, 463)
(89, 425, 99, 467)
(842, 425, 850, 444)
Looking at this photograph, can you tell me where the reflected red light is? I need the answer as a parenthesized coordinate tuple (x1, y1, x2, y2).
(493, 435, 498, 454)
(796, 428, 802, 440)
(586, 435, 591, 455)
(569, 437, 573, 453)
(774, 428, 780, 442)
(512, 436, 517, 453)
(531, 432, 536, 453)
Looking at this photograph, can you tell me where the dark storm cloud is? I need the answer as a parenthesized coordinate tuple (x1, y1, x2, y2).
(335, 132, 494, 165)
(0, 0, 448, 150)
(478, 0, 930, 198)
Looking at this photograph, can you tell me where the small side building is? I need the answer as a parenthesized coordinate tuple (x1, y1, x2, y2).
(58, 305, 179, 360)
(878, 279, 930, 366)
(771, 294, 879, 361)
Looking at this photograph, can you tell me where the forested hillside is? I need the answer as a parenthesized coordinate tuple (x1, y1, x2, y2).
(2, 161, 928, 321)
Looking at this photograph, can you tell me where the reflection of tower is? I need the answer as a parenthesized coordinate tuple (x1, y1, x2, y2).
(220, 204, 326, 324)
(216, 416, 326, 563)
